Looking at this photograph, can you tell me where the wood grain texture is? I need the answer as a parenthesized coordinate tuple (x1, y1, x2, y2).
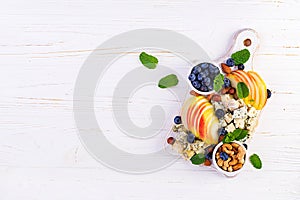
(0, 0, 300, 199)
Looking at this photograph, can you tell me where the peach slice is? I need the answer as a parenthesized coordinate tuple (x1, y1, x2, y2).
(232, 70, 257, 107)
(248, 71, 267, 110)
(226, 70, 267, 110)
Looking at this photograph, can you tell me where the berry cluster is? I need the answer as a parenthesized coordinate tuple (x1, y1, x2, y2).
(188, 63, 220, 92)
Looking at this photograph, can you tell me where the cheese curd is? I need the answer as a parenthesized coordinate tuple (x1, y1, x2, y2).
(234, 118, 245, 129)
(224, 113, 233, 124)
(225, 123, 235, 133)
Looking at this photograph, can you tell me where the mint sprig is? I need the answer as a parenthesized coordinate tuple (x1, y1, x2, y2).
(231, 49, 250, 65)
(223, 129, 249, 143)
(237, 82, 249, 99)
(190, 153, 205, 165)
(213, 73, 224, 92)
(158, 74, 179, 89)
(139, 52, 158, 69)
(250, 154, 262, 169)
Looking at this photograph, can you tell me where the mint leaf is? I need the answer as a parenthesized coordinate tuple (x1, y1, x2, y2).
(235, 129, 248, 140)
(223, 134, 235, 143)
(231, 49, 250, 65)
(190, 153, 205, 165)
(139, 52, 158, 69)
(158, 74, 179, 89)
(237, 82, 249, 99)
(250, 154, 262, 169)
(223, 128, 249, 143)
(213, 73, 224, 92)
(232, 129, 243, 138)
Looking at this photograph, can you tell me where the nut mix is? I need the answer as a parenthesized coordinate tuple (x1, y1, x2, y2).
(215, 142, 246, 172)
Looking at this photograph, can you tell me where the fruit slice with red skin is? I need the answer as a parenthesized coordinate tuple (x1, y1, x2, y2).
(187, 97, 210, 138)
(181, 96, 219, 144)
(203, 112, 219, 144)
(248, 71, 267, 110)
(226, 70, 267, 110)
(193, 103, 211, 138)
(232, 70, 257, 107)
(196, 106, 213, 141)
(226, 72, 243, 89)
(185, 97, 209, 137)
(182, 97, 205, 137)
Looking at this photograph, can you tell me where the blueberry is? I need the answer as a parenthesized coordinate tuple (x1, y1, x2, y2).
(188, 73, 196, 81)
(203, 69, 209, 77)
(197, 73, 204, 81)
(214, 68, 220, 75)
(192, 66, 201, 74)
(192, 81, 201, 89)
(224, 78, 231, 88)
(226, 58, 235, 67)
(204, 77, 211, 86)
(220, 152, 229, 161)
(204, 145, 215, 154)
(209, 73, 216, 79)
(187, 132, 195, 143)
(200, 85, 208, 92)
(215, 109, 225, 119)
(267, 89, 272, 98)
(218, 127, 227, 136)
(243, 143, 248, 150)
(174, 116, 182, 124)
(238, 64, 245, 70)
(200, 63, 209, 69)
(205, 152, 213, 160)
(208, 85, 213, 91)
(209, 64, 217, 73)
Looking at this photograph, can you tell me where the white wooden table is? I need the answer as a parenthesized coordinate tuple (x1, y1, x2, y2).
(1, 0, 299, 199)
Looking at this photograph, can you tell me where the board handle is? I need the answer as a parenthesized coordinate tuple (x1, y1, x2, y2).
(219, 29, 260, 71)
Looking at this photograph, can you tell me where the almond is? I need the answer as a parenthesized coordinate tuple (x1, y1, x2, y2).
(221, 87, 230, 94)
(228, 87, 236, 95)
(218, 135, 225, 142)
(190, 90, 200, 97)
(212, 94, 221, 102)
(233, 93, 239, 100)
(204, 159, 212, 166)
(221, 63, 232, 74)
(206, 94, 213, 101)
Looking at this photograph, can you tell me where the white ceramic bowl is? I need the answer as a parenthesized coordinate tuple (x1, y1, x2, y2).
(212, 141, 247, 177)
(187, 62, 222, 96)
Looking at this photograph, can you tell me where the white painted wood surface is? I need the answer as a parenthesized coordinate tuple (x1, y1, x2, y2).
(1, 0, 300, 199)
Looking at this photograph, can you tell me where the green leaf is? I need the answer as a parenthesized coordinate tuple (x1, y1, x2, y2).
(237, 82, 250, 99)
(223, 134, 235, 143)
(231, 129, 243, 138)
(223, 128, 249, 143)
(231, 49, 250, 65)
(235, 129, 248, 140)
(250, 154, 262, 169)
(139, 52, 158, 69)
(213, 73, 224, 92)
(190, 153, 205, 165)
(158, 74, 179, 89)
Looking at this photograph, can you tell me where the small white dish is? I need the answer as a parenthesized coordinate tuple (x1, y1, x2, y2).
(212, 141, 247, 177)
